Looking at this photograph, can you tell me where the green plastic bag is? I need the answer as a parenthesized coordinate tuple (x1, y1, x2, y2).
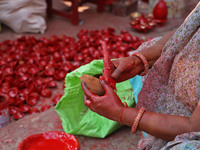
(55, 60, 135, 138)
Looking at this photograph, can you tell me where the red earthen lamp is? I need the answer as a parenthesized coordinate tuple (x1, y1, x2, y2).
(17, 131, 79, 150)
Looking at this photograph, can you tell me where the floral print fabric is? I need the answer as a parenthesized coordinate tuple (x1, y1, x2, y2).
(136, 2, 200, 150)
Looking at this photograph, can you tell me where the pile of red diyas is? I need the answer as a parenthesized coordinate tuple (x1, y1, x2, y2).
(0, 28, 145, 120)
(130, 13, 157, 32)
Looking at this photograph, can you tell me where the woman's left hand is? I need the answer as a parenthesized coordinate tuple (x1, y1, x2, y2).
(81, 79, 124, 122)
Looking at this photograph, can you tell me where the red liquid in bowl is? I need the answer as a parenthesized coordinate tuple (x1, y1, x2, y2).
(23, 139, 68, 150)
(18, 131, 79, 150)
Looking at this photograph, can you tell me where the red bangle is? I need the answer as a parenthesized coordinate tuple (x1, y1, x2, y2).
(119, 102, 128, 125)
(131, 53, 149, 76)
(131, 107, 146, 134)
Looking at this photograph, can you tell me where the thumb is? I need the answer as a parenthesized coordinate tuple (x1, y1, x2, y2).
(99, 78, 113, 93)
(111, 63, 124, 80)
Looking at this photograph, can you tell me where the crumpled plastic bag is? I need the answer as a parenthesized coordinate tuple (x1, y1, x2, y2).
(0, 0, 46, 33)
(55, 60, 141, 138)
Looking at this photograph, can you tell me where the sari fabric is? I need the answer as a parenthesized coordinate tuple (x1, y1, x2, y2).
(136, 2, 200, 150)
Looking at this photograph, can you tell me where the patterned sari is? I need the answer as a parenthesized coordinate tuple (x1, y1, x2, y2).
(135, 2, 200, 150)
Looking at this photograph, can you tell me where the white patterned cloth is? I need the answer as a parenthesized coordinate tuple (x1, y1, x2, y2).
(135, 2, 200, 150)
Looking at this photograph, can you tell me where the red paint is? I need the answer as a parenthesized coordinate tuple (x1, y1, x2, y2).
(22, 139, 68, 150)
(18, 131, 79, 150)
(101, 41, 116, 90)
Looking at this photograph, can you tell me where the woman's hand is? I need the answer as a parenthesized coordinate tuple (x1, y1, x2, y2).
(111, 56, 144, 82)
(110, 30, 176, 83)
(81, 79, 124, 122)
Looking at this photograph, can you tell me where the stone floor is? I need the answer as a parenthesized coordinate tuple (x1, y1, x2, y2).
(0, 0, 199, 150)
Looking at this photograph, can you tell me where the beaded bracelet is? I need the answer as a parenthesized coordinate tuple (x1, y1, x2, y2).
(131, 53, 149, 76)
(131, 107, 146, 134)
(119, 102, 128, 125)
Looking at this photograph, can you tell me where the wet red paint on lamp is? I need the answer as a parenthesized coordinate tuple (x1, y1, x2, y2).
(17, 131, 79, 150)
(101, 41, 116, 90)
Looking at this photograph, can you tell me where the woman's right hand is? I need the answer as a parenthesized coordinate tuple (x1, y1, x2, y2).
(111, 55, 144, 82)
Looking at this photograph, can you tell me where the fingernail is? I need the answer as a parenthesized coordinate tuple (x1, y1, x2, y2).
(85, 100, 91, 106)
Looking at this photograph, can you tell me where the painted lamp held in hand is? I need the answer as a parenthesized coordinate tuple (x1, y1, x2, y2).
(153, 0, 168, 23)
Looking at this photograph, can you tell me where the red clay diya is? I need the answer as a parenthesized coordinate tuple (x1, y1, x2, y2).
(0, 94, 10, 128)
(17, 131, 80, 150)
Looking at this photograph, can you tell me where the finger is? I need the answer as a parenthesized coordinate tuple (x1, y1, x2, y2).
(128, 63, 143, 76)
(88, 107, 95, 112)
(112, 60, 119, 68)
(99, 79, 114, 94)
(83, 98, 95, 111)
(115, 64, 142, 82)
(111, 63, 124, 80)
(110, 60, 117, 71)
(81, 81, 96, 101)
(112, 58, 122, 68)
